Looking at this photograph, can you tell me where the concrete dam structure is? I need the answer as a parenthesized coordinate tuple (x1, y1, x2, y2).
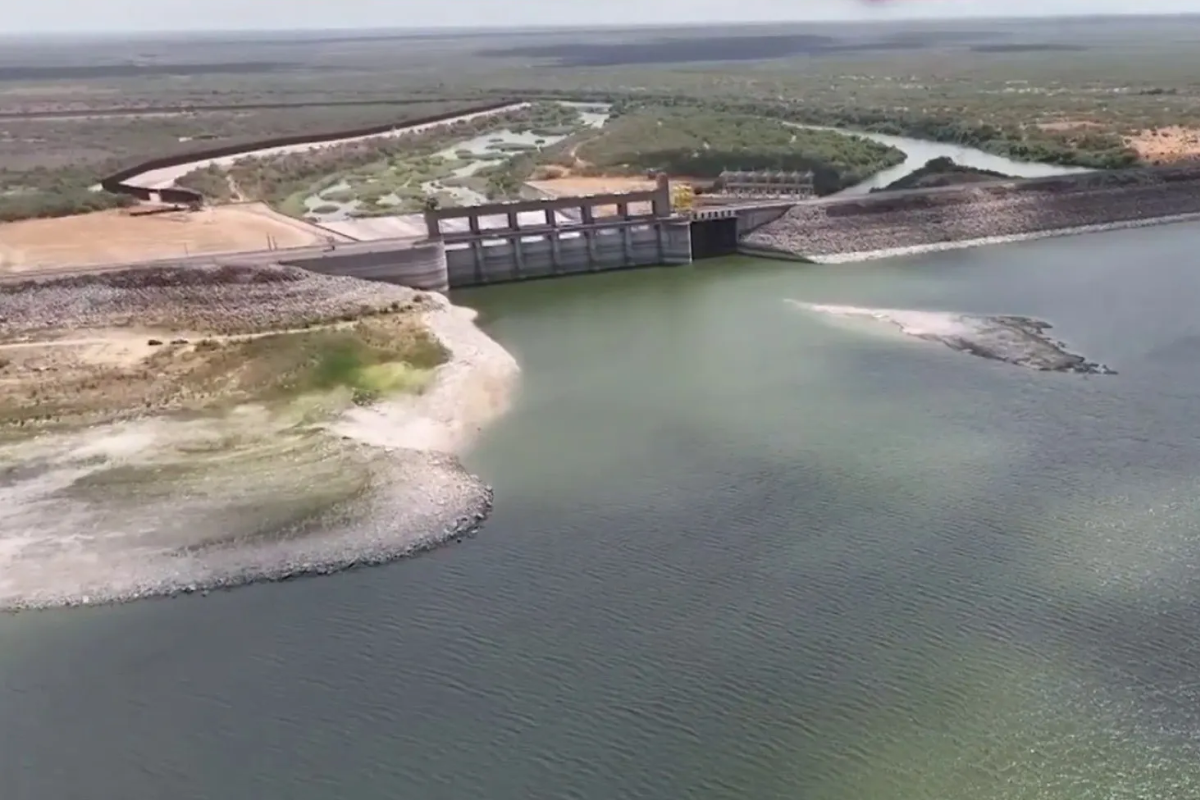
(428, 174, 691, 288)
(280, 175, 784, 291)
(284, 163, 1200, 291)
(48, 162, 1200, 295)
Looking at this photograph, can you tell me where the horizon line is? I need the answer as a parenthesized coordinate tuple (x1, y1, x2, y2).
(4, 12, 1199, 38)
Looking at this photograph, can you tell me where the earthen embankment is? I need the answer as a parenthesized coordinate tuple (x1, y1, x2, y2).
(744, 164, 1200, 260)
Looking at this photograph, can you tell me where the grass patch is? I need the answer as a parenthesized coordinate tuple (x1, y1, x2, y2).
(219, 317, 447, 405)
(278, 192, 310, 218)
(0, 313, 449, 429)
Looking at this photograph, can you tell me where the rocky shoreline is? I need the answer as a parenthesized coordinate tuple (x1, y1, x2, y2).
(0, 267, 519, 612)
(744, 165, 1200, 260)
(3, 446, 496, 612)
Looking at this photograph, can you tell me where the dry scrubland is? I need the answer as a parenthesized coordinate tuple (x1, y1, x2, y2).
(0, 264, 448, 428)
(0, 100, 480, 223)
(0, 203, 336, 271)
(1124, 126, 1200, 163)
(9, 19, 1200, 247)
(470, 21, 1200, 169)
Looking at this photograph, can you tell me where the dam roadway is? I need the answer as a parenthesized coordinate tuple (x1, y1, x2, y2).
(0, 193, 876, 285)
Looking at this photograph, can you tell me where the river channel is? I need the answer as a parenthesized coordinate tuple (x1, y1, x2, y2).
(4, 219, 1200, 798)
(121, 100, 1086, 203)
(787, 123, 1091, 194)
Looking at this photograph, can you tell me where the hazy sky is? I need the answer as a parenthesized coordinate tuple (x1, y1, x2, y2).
(6, 0, 1198, 34)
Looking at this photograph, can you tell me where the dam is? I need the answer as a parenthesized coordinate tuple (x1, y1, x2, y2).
(19, 163, 1200, 293)
(270, 162, 1200, 290)
(274, 174, 788, 291)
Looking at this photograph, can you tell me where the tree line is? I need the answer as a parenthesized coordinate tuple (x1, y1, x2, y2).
(507, 90, 1143, 170)
(566, 106, 906, 195)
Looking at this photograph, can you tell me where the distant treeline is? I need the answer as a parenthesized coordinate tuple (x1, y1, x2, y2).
(506, 90, 1142, 170)
(556, 106, 905, 195)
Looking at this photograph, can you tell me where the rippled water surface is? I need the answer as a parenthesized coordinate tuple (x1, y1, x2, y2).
(5, 223, 1200, 798)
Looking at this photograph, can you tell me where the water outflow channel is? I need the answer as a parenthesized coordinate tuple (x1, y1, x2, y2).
(793, 123, 1093, 195)
(119, 100, 1091, 205)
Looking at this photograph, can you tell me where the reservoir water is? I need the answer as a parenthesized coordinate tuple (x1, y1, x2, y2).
(4, 222, 1200, 798)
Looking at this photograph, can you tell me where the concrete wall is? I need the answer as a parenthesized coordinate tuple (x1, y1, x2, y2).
(446, 221, 691, 287)
(280, 241, 448, 291)
(735, 205, 795, 235)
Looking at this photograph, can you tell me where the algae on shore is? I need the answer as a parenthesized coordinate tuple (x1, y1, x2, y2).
(0, 407, 485, 610)
(0, 262, 519, 611)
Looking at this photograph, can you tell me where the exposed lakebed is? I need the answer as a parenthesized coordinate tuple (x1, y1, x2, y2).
(793, 301, 1116, 374)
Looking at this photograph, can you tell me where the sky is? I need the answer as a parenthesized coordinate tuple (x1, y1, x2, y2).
(4, 0, 1197, 35)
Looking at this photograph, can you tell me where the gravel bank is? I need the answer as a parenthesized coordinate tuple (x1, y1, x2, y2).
(0, 265, 519, 611)
(744, 166, 1200, 261)
(0, 427, 494, 611)
(793, 302, 1115, 374)
(0, 262, 418, 338)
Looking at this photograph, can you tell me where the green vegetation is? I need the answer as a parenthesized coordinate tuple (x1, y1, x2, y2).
(479, 128, 598, 199)
(12, 20, 1200, 226)
(509, 102, 582, 135)
(0, 100, 476, 223)
(173, 164, 234, 203)
(569, 95, 1140, 170)
(244, 320, 447, 406)
(175, 101, 590, 216)
(874, 157, 1011, 192)
(0, 184, 135, 223)
(568, 106, 905, 195)
(0, 312, 449, 429)
(776, 104, 1139, 170)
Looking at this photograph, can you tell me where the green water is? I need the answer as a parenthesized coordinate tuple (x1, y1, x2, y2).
(3, 223, 1200, 798)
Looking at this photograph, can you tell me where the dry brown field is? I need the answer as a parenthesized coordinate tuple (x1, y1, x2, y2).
(0, 203, 340, 272)
(526, 176, 659, 197)
(1124, 126, 1200, 163)
(526, 176, 693, 217)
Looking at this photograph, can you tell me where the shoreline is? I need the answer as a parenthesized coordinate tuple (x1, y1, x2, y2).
(808, 211, 1200, 264)
(0, 270, 520, 612)
(327, 292, 518, 455)
(743, 168, 1200, 264)
(749, 211, 1200, 265)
